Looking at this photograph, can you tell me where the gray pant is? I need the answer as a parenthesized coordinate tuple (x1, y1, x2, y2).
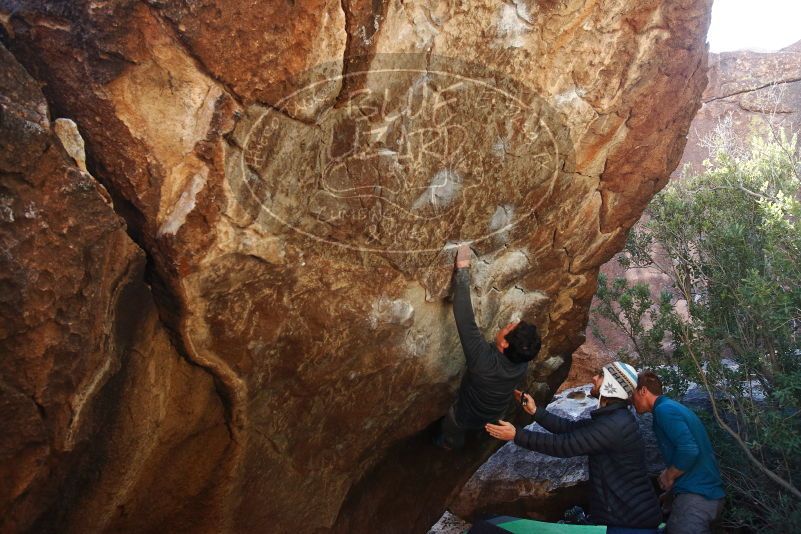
(666, 493, 724, 534)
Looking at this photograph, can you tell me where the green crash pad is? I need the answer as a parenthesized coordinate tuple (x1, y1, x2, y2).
(471, 516, 663, 534)
(482, 517, 606, 534)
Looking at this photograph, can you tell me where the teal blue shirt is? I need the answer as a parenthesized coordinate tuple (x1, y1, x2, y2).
(652, 396, 725, 500)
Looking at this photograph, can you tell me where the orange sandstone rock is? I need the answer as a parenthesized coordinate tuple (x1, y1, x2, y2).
(0, 1, 711, 532)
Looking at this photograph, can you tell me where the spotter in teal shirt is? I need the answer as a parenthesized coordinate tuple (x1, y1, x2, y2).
(652, 396, 725, 500)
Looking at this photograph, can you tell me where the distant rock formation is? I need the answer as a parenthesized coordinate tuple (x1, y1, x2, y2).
(680, 40, 801, 174)
(0, 1, 711, 532)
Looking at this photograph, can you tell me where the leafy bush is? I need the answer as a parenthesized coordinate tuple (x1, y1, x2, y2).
(592, 129, 801, 531)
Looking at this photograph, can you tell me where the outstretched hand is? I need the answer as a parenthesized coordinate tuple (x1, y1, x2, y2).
(514, 389, 537, 416)
(455, 244, 471, 269)
(485, 420, 516, 441)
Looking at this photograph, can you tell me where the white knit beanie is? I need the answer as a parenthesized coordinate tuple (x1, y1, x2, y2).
(600, 361, 639, 401)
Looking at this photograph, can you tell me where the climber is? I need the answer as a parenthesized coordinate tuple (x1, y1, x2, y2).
(485, 362, 663, 530)
(433, 243, 541, 451)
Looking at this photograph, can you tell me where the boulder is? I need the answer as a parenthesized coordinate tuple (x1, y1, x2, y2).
(0, 43, 229, 534)
(428, 511, 473, 534)
(0, 0, 711, 532)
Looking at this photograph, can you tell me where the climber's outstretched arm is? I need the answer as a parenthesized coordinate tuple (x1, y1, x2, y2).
(452, 244, 494, 371)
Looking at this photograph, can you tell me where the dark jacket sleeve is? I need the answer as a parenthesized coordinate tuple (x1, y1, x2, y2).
(513, 416, 617, 458)
(453, 268, 495, 372)
(533, 407, 592, 434)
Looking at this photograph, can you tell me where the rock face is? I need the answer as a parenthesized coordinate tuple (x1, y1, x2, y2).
(445, 386, 663, 523)
(0, 1, 711, 533)
(558, 342, 611, 391)
(0, 44, 229, 534)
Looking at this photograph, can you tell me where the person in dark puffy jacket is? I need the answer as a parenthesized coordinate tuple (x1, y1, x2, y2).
(434, 244, 542, 450)
(486, 362, 663, 529)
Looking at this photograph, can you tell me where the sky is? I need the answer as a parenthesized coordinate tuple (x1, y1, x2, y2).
(708, 0, 801, 53)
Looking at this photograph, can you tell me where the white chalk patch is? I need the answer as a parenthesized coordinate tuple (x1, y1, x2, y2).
(411, 169, 462, 211)
(158, 168, 208, 237)
(402, 331, 428, 358)
(442, 240, 472, 252)
(489, 204, 514, 233)
(542, 355, 565, 372)
(369, 297, 415, 328)
(492, 137, 511, 159)
(409, 7, 440, 49)
(473, 248, 531, 294)
(553, 87, 587, 107)
(496, 2, 533, 49)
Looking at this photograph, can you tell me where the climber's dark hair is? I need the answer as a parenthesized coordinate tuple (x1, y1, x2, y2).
(504, 321, 541, 363)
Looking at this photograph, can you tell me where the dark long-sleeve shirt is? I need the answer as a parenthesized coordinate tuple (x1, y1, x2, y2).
(452, 267, 528, 429)
(514, 402, 662, 529)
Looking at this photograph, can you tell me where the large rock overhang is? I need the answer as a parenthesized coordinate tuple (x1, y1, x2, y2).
(0, 1, 711, 532)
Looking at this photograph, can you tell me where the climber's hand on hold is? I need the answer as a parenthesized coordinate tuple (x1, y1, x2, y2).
(455, 243, 471, 269)
(485, 420, 516, 441)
